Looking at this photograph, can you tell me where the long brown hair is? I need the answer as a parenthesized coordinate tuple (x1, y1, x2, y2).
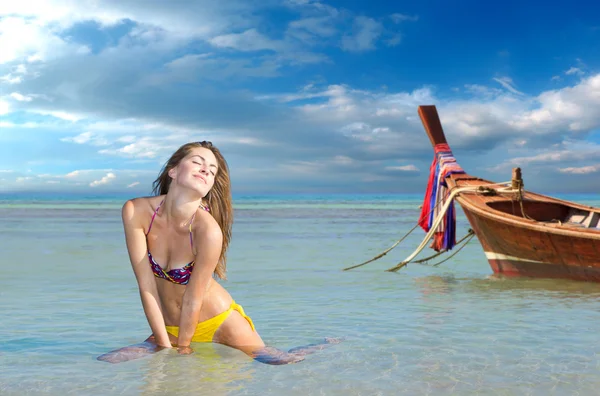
(152, 141, 233, 280)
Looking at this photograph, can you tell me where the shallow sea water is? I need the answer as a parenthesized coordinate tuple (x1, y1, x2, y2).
(1, 194, 600, 395)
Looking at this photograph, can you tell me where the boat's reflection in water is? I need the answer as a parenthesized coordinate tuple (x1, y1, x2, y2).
(414, 271, 600, 301)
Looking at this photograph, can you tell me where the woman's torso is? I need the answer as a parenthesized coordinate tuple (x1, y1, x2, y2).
(142, 196, 232, 326)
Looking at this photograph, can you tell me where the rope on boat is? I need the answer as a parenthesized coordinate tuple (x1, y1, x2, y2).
(411, 229, 474, 266)
(387, 228, 476, 271)
(514, 179, 535, 221)
(382, 185, 478, 272)
(429, 231, 476, 267)
(341, 222, 421, 271)
(342, 187, 460, 271)
(343, 180, 517, 272)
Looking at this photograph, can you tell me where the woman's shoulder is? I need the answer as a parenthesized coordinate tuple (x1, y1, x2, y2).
(121, 196, 164, 223)
(191, 208, 222, 241)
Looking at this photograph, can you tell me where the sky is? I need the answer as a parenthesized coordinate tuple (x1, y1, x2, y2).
(1, 0, 599, 195)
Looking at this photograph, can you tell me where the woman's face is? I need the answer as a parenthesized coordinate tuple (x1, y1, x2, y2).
(169, 147, 219, 197)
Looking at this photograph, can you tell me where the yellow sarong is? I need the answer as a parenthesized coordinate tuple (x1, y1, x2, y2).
(166, 301, 256, 343)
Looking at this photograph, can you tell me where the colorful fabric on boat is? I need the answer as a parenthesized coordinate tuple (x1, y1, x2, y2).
(418, 143, 465, 251)
(165, 301, 256, 343)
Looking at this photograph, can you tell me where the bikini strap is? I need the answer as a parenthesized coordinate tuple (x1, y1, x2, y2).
(146, 199, 165, 236)
(189, 211, 197, 251)
(188, 203, 209, 251)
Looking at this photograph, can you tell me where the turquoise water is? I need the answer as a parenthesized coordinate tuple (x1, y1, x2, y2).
(2, 194, 600, 395)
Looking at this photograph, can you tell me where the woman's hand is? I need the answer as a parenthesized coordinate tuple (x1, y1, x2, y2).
(167, 332, 179, 347)
(145, 334, 172, 349)
(177, 345, 194, 355)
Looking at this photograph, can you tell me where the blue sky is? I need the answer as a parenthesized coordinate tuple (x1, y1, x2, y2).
(1, 0, 599, 195)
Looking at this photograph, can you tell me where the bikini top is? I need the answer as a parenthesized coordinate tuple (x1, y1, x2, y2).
(146, 199, 209, 285)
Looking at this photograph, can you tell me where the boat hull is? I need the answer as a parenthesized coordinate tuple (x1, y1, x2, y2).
(461, 204, 600, 282)
(416, 104, 600, 282)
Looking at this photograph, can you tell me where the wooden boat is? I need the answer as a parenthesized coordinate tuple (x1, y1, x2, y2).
(418, 105, 600, 282)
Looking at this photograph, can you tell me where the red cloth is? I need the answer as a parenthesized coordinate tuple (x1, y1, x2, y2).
(418, 155, 438, 231)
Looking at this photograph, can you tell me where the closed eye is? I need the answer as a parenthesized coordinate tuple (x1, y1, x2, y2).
(193, 160, 215, 176)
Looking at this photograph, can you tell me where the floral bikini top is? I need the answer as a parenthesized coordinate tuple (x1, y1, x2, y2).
(145, 199, 209, 285)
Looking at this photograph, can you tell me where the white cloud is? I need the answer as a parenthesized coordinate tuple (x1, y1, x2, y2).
(278, 155, 358, 175)
(1, 2, 599, 194)
(100, 143, 159, 159)
(61, 132, 94, 144)
(565, 67, 584, 76)
(329, 155, 352, 166)
(32, 110, 85, 122)
(209, 29, 284, 52)
(297, 84, 433, 124)
(279, 160, 320, 175)
(340, 122, 390, 142)
(0, 99, 10, 115)
(288, 16, 337, 40)
(47, 70, 599, 178)
(0, 168, 159, 192)
(90, 172, 116, 187)
(251, 72, 600, 172)
(86, 120, 166, 134)
(0, 0, 268, 88)
(0, 2, 413, 131)
(61, 131, 109, 146)
(389, 13, 418, 23)
(232, 137, 266, 145)
(98, 136, 183, 159)
(0, 121, 42, 128)
(558, 164, 600, 174)
(385, 34, 402, 47)
(488, 141, 600, 173)
(256, 83, 331, 103)
(65, 170, 81, 178)
(0, 16, 89, 64)
(385, 165, 419, 172)
(16, 176, 33, 182)
(375, 108, 402, 117)
(9, 92, 33, 102)
(341, 17, 382, 52)
(0, 74, 22, 84)
(0, 1, 256, 40)
(117, 135, 137, 143)
(509, 74, 600, 133)
(493, 77, 524, 95)
(464, 84, 503, 97)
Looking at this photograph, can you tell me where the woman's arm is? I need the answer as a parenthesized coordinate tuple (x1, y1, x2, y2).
(122, 199, 172, 348)
(176, 217, 223, 347)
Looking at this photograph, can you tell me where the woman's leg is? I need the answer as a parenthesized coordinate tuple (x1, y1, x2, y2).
(97, 336, 167, 364)
(213, 309, 305, 364)
(213, 310, 341, 365)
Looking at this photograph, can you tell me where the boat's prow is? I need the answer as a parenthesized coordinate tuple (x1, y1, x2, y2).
(416, 105, 600, 282)
(418, 105, 448, 147)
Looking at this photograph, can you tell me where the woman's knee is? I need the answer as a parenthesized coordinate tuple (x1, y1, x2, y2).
(213, 310, 264, 348)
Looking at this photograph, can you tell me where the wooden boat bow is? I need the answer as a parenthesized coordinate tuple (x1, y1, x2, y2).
(417, 105, 600, 282)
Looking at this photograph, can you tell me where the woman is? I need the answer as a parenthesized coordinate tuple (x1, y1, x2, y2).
(98, 141, 337, 365)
